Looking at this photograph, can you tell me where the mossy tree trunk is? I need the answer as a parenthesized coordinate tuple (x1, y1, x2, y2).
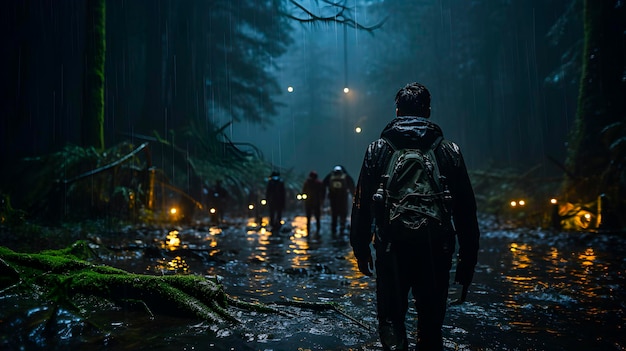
(0, 241, 274, 324)
(564, 0, 626, 227)
(82, 0, 106, 151)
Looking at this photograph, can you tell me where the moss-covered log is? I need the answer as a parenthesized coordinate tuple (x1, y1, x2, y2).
(1, 239, 364, 337)
(0, 241, 239, 324)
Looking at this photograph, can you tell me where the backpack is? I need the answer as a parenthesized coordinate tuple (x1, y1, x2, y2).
(329, 173, 347, 195)
(376, 136, 451, 240)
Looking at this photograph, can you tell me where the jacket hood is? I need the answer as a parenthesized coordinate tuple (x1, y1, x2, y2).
(380, 116, 443, 149)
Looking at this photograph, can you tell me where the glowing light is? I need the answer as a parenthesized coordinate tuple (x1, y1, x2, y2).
(210, 208, 216, 214)
(343, 87, 350, 94)
(302, 194, 307, 200)
(166, 230, 181, 248)
(355, 126, 362, 133)
(510, 201, 517, 207)
(170, 207, 177, 214)
(260, 199, 267, 206)
(287, 86, 294, 93)
(296, 194, 303, 200)
(518, 200, 526, 206)
(248, 204, 254, 210)
(550, 198, 558, 204)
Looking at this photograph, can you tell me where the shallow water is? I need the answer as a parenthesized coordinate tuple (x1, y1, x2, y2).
(1, 214, 625, 350)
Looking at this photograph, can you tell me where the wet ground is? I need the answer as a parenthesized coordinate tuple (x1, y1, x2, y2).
(1, 213, 625, 350)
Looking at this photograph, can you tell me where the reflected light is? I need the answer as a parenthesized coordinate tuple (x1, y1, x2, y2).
(579, 248, 596, 266)
(152, 256, 190, 274)
(508, 242, 532, 270)
(164, 230, 181, 250)
(289, 216, 310, 269)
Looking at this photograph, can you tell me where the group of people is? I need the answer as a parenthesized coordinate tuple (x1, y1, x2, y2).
(204, 82, 480, 351)
(268, 82, 481, 351)
(263, 165, 355, 235)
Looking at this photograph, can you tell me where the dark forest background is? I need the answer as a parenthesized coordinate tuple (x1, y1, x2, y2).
(0, 0, 624, 227)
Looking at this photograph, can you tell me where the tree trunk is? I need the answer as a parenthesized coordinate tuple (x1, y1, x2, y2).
(564, 0, 626, 228)
(82, 0, 106, 151)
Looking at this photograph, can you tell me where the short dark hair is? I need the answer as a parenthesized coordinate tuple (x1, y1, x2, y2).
(394, 82, 431, 117)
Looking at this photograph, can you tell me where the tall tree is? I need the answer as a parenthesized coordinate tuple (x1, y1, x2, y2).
(564, 0, 626, 225)
(82, 0, 106, 151)
(121, 0, 294, 137)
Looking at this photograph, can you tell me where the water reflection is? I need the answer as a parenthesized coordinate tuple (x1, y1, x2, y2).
(4, 215, 622, 350)
(472, 229, 626, 350)
(145, 230, 192, 274)
(578, 247, 596, 266)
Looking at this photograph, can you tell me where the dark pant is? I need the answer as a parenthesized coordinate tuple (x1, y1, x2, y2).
(268, 206, 282, 228)
(374, 234, 452, 351)
(329, 196, 348, 234)
(305, 202, 321, 232)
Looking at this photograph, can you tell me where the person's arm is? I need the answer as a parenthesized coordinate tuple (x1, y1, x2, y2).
(447, 144, 480, 288)
(347, 175, 356, 195)
(350, 140, 387, 274)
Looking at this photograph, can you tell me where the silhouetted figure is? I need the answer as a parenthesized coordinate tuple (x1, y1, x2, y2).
(302, 170, 325, 233)
(323, 165, 355, 235)
(350, 82, 480, 351)
(266, 171, 286, 230)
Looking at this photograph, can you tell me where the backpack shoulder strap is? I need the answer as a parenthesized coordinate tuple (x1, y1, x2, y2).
(428, 136, 444, 191)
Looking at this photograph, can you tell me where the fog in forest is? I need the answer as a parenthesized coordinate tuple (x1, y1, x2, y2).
(1, 0, 581, 180)
(227, 1, 581, 179)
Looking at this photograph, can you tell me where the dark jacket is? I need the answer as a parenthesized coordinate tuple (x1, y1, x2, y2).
(302, 177, 325, 207)
(323, 170, 356, 201)
(349, 116, 480, 285)
(266, 175, 286, 209)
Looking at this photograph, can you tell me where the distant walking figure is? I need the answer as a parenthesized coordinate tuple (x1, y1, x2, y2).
(302, 170, 325, 233)
(266, 171, 286, 230)
(323, 165, 355, 235)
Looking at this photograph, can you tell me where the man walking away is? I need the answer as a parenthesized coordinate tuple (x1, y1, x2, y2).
(350, 82, 480, 351)
(302, 170, 325, 233)
(266, 171, 286, 230)
(324, 165, 355, 235)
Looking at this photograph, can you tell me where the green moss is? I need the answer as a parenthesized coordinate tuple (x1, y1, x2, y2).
(0, 242, 232, 323)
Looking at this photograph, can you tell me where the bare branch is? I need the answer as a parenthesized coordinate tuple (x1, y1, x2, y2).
(284, 0, 386, 32)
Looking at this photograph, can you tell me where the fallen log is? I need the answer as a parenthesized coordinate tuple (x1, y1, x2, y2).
(0, 241, 242, 324)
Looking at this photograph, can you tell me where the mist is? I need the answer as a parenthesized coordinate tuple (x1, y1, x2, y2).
(232, 0, 580, 179)
(1, 0, 581, 181)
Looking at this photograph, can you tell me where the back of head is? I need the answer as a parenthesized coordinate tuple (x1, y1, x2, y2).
(395, 82, 431, 117)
